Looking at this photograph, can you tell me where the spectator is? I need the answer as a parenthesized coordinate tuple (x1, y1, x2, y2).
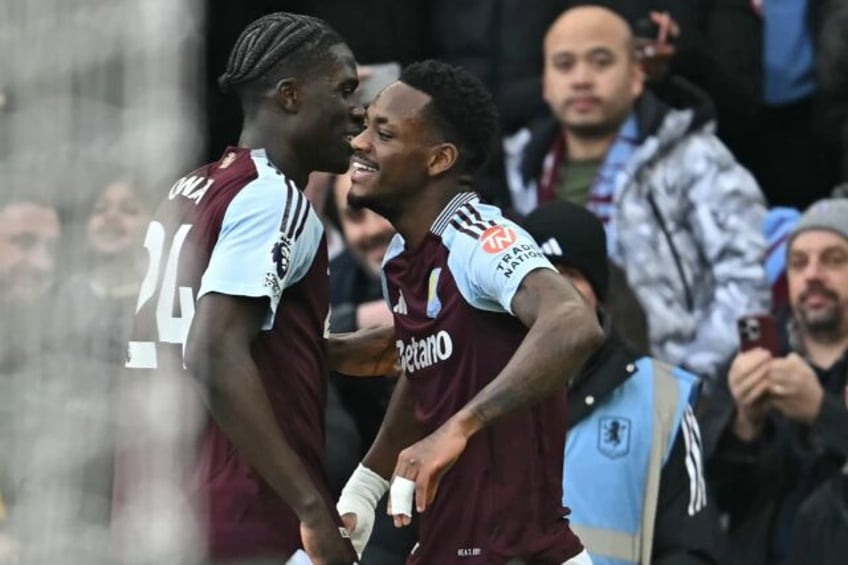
(682, 0, 843, 209)
(0, 187, 116, 563)
(58, 177, 151, 364)
(0, 190, 61, 372)
(0, 192, 60, 305)
(700, 198, 848, 565)
(524, 200, 718, 565)
(505, 5, 770, 380)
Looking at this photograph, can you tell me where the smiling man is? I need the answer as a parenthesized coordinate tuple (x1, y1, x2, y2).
(335, 59, 603, 565)
(0, 194, 60, 304)
(114, 13, 393, 565)
(701, 198, 848, 564)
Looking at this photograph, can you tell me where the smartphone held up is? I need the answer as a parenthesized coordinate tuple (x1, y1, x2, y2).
(737, 314, 781, 356)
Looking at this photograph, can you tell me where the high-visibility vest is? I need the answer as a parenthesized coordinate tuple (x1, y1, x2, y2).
(564, 357, 698, 565)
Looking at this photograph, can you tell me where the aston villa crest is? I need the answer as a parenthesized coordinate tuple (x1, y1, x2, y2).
(598, 417, 631, 459)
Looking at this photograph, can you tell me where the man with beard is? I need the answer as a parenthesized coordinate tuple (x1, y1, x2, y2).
(701, 198, 848, 565)
(0, 189, 61, 564)
(0, 191, 61, 371)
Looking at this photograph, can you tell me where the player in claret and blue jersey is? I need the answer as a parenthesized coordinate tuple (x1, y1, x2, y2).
(335, 60, 604, 565)
(116, 13, 395, 565)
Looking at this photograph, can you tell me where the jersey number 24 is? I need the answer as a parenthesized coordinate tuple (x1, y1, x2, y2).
(126, 221, 195, 369)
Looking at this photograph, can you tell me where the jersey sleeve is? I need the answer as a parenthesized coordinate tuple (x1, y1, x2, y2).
(198, 178, 317, 330)
(447, 218, 556, 315)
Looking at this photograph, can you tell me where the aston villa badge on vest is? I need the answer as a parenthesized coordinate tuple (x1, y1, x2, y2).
(598, 417, 631, 459)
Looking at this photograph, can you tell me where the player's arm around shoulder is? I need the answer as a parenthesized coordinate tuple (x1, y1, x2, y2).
(327, 325, 399, 378)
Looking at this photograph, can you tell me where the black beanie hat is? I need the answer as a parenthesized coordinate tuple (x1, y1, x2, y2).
(522, 201, 610, 301)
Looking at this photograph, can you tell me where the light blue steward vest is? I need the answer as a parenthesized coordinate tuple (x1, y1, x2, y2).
(564, 357, 698, 565)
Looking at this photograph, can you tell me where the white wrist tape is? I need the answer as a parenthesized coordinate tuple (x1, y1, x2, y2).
(388, 476, 415, 517)
(336, 464, 389, 557)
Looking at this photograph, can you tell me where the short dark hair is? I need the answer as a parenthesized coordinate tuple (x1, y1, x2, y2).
(218, 12, 345, 96)
(399, 60, 499, 174)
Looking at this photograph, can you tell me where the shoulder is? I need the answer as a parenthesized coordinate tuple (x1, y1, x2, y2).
(222, 166, 309, 233)
(657, 112, 737, 171)
(436, 195, 519, 248)
(381, 233, 406, 268)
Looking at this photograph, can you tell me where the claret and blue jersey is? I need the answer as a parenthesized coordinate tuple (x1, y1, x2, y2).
(381, 192, 584, 564)
(121, 147, 334, 560)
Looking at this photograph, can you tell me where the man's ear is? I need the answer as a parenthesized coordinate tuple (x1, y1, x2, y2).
(274, 78, 300, 113)
(428, 143, 459, 176)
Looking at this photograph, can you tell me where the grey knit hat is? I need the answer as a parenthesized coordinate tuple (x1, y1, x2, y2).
(788, 198, 848, 248)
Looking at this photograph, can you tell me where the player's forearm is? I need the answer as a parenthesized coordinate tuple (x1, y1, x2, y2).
(327, 325, 395, 376)
(186, 342, 327, 522)
(362, 374, 420, 479)
(450, 301, 603, 439)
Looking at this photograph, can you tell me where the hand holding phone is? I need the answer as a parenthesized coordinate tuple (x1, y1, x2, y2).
(737, 313, 781, 356)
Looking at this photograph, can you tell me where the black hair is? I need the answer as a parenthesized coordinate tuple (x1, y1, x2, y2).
(398, 60, 500, 174)
(218, 12, 345, 96)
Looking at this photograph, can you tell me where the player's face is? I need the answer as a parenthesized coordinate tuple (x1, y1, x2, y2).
(333, 170, 395, 278)
(543, 11, 643, 138)
(299, 43, 363, 174)
(787, 230, 848, 338)
(87, 181, 150, 257)
(347, 82, 435, 216)
(0, 202, 60, 302)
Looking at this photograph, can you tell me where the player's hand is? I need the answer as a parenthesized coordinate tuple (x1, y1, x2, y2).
(728, 348, 773, 441)
(389, 422, 467, 526)
(338, 510, 371, 558)
(767, 353, 824, 424)
(353, 324, 398, 377)
(300, 511, 358, 565)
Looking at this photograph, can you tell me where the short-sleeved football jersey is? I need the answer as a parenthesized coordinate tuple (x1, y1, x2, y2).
(382, 192, 583, 564)
(122, 147, 334, 560)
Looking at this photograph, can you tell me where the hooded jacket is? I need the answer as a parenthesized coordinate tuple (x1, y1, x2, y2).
(505, 81, 770, 379)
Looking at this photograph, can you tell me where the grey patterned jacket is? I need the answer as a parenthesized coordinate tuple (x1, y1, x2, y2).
(505, 89, 770, 379)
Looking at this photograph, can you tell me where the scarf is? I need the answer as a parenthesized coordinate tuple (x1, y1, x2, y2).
(537, 114, 640, 262)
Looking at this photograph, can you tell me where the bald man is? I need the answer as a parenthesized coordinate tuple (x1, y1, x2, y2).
(505, 5, 770, 383)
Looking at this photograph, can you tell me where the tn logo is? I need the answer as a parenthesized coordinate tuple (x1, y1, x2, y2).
(480, 225, 517, 254)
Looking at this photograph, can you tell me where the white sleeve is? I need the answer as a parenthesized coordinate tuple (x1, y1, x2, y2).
(198, 178, 317, 330)
(448, 220, 556, 315)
